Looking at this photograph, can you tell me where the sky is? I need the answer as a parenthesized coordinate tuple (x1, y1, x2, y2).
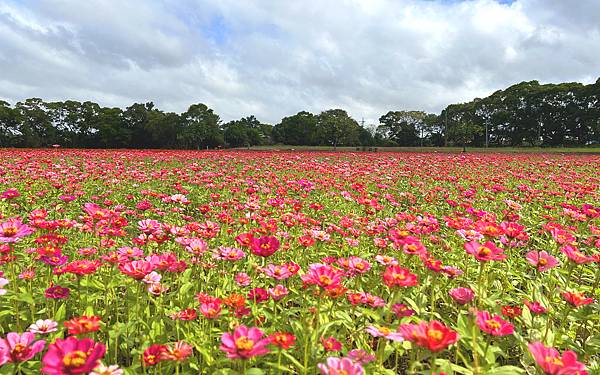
(0, 0, 599, 125)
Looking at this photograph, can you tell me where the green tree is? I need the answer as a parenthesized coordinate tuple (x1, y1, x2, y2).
(273, 111, 318, 145)
(315, 109, 361, 147)
(178, 104, 223, 149)
(449, 121, 484, 151)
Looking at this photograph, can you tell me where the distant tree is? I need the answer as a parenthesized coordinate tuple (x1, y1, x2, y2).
(0, 100, 20, 147)
(223, 116, 270, 147)
(15, 98, 56, 147)
(179, 104, 223, 149)
(315, 109, 361, 148)
(377, 111, 427, 146)
(274, 111, 318, 145)
(449, 121, 483, 152)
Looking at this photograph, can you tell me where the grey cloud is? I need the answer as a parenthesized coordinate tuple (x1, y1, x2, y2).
(0, 0, 599, 125)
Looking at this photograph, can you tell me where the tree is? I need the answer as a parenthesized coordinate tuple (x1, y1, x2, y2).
(273, 111, 318, 145)
(377, 111, 429, 146)
(0, 100, 20, 147)
(179, 104, 223, 149)
(222, 116, 270, 147)
(448, 121, 483, 152)
(315, 109, 361, 147)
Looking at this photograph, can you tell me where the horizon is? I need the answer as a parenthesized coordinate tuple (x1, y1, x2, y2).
(1, 0, 599, 125)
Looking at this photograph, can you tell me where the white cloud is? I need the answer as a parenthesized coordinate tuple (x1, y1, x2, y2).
(0, 0, 598, 125)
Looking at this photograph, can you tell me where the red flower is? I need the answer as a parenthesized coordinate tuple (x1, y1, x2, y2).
(398, 320, 459, 352)
(382, 265, 418, 288)
(501, 305, 522, 318)
(64, 315, 102, 335)
(143, 344, 166, 366)
(562, 292, 594, 307)
(269, 332, 296, 349)
(320, 336, 342, 352)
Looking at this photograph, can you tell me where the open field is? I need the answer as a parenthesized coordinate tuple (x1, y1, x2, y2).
(0, 149, 598, 374)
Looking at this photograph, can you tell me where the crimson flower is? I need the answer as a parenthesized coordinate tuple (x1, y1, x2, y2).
(398, 320, 459, 352)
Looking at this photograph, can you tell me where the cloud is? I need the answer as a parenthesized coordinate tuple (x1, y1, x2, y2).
(0, 0, 599, 125)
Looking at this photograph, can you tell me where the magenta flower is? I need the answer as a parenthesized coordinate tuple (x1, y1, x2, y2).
(526, 251, 559, 272)
(0, 332, 45, 364)
(475, 310, 514, 336)
(219, 325, 270, 359)
(250, 236, 280, 257)
(318, 357, 365, 375)
(41, 336, 106, 375)
(449, 287, 475, 305)
(45, 285, 70, 299)
(464, 241, 506, 262)
(528, 341, 588, 375)
(0, 218, 34, 243)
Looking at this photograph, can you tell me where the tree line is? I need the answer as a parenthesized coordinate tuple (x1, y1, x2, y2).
(0, 79, 598, 149)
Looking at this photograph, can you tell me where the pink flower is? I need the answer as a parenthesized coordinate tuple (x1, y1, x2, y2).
(213, 246, 245, 261)
(0, 218, 34, 243)
(301, 263, 345, 290)
(464, 241, 506, 262)
(526, 251, 559, 272)
(220, 325, 270, 359)
(268, 284, 289, 301)
(528, 341, 588, 375)
(160, 341, 193, 362)
(29, 320, 59, 335)
(524, 300, 547, 315)
(200, 302, 222, 319)
(0, 278, 8, 295)
(448, 287, 475, 305)
(118, 260, 155, 280)
(0, 332, 45, 364)
(560, 245, 593, 264)
(475, 311, 514, 336)
(347, 349, 375, 364)
(235, 272, 251, 286)
(262, 264, 292, 280)
(382, 265, 418, 288)
(41, 336, 106, 374)
(318, 357, 365, 375)
(365, 326, 404, 342)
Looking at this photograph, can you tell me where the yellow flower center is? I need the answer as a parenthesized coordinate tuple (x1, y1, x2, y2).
(427, 329, 443, 341)
(235, 336, 254, 351)
(63, 350, 88, 368)
(319, 275, 332, 285)
(486, 319, 501, 330)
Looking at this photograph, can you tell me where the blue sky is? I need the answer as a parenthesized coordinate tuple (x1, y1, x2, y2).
(0, 0, 598, 124)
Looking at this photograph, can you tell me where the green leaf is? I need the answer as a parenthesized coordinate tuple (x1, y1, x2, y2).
(486, 365, 526, 375)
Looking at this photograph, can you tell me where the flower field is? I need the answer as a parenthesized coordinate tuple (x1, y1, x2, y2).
(0, 149, 598, 375)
